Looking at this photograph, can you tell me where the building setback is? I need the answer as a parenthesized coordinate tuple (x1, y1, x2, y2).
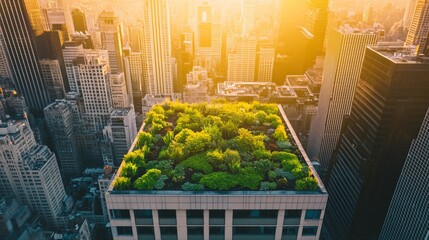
(323, 46, 429, 239)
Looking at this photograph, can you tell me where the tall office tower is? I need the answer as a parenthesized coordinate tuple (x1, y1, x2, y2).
(79, 51, 113, 115)
(5, 94, 30, 117)
(72, 9, 88, 33)
(304, 0, 329, 58)
(256, 47, 275, 82)
(124, 50, 143, 110)
(40, 59, 65, 101)
(177, 30, 194, 93)
(241, 0, 255, 36)
(323, 45, 429, 239)
(379, 108, 429, 240)
(0, 0, 50, 113)
(193, 3, 222, 72)
(62, 41, 85, 93)
(98, 12, 124, 73)
(403, 0, 418, 29)
(102, 108, 137, 166)
(307, 26, 378, 177)
(0, 30, 10, 78)
(44, 100, 82, 178)
(140, 0, 173, 96)
(128, 24, 142, 52)
(227, 37, 257, 82)
(0, 120, 66, 228)
(405, 0, 429, 54)
(110, 73, 130, 109)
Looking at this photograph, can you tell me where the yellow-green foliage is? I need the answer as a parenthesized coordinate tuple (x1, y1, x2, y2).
(134, 169, 162, 190)
(114, 177, 131, 190)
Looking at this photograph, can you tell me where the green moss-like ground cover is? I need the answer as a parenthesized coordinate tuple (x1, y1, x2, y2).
(114, 100, 318, 191)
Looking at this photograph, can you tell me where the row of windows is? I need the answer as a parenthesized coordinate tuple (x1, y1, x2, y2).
(111, 209, 321, 225)
(116, 226, 318, 239)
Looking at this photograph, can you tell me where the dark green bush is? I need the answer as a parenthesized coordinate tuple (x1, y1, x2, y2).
(237, 168, 263, 190)
(192, 172, 204, 182)
(200, 172, 239, 190)
(145, 160, 173, 176)
(171, 165, 185, 183)
(277, 178, 288, 189)
(178, 153, 213, 174)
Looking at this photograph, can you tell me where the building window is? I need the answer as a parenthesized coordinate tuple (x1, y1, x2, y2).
(282, 227, 298, 240)
(305, 210, 321, 220)
(302, 226, 318, 236)
(232, 227, 276, 240)
(284, 210, 301, 225)
(187, 210, 204, 225)
(137, 226, 154, 240)
(135, 210, 153, 225)
(110, 209, 130, 219)
(210, 226, 225, 240)
(210, 210, 225, 225)
(160, 226, 177, 240)
(158, 210, 177, 225)
(116, 226, 132, 236)
(233, 210, 278, 225)
(188, 226, 204, 240)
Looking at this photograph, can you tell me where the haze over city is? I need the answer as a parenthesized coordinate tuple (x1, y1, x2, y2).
(0, 0, 428, 240)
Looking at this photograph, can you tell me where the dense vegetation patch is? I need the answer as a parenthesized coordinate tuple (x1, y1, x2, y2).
(114, 100, 318, 191)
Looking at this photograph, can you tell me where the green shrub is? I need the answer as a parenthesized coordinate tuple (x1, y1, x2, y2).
(154, 175, 169, 190)
(253, 159, 275, 175)
(184, 131, 211, 155)
(260, 182, 278, 191)
(181, 182, 205, 191)
(265, 114, 282, 128)
(114, 177, 131, 190)
(255, 111, 267, 123)
(192, 172, 204, 182)
(123, 150, 145, 168)
(223, 149, 241, 174)
(252, 102, 279, 115)
(207, 149, 227, 171)
(237, 168, 263, 190)
(174, 129, 194, 143)
(134, 169, 162, 190)
(137, 132, 155, 149)
(171, 165, 185, 183)
(230, 128, 265, 153)
(268, 170, 277, 181)
(120, 163, 137, 178)
(220, 121, 239, 140)
(273, 125, 288, 141)
(272, 152, 299, 163)
(282, 158, 302, 172)
(162, 131, 174, 146)
(252, 149, 272, 161)
(291, 166, 310, 179)
(145, 160, 173, 176)
(295, 177, 318, 191)
(274, 168, 296, 180)
(200, 172, 239, 190)
(178, 153, 213, 174)
(166, 142, 185, 162)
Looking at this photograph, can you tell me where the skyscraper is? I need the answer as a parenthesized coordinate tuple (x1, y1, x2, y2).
(109, 73, 130, 109)
(141, 0, 173, 96)
(379, 108, 429, 240)
(0, 0, 50, 113)
(0, 29, 10, 78)
(323, 45, 429, 239)
(405, 0, 429, 54)
(241, 0, 255, 37)
(62, 41, 85, 94)
(44, 100, 82, 178)
(256, 47, 275, 82)
(99, 11, 124, 73)
(227, 36, 257, 82)
(0, 120, 66, 228)
(40, 59, 66, 101)
(307, 26, 378, 176)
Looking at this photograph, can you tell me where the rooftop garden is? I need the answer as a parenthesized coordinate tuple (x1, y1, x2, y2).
(114, 100, 318, 192)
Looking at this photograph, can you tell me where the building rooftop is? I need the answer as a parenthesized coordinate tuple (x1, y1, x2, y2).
(370, 45, 429, 64)
(110, 108, 131, 117)
(109, 101, 325, 194)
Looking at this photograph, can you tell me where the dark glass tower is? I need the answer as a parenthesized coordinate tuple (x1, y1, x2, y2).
(323, 46, 429, 239)
(0, 0, 50, 113)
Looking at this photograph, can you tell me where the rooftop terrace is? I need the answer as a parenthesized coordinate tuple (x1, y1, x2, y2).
(109, 100, 325, 193)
